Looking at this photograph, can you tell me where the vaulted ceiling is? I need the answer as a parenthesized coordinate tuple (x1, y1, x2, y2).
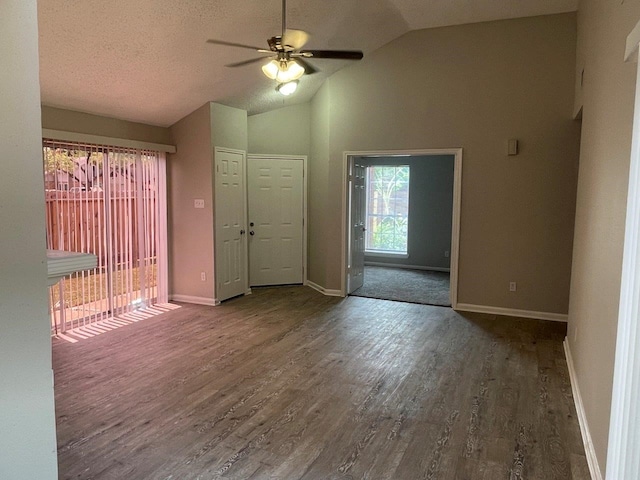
(37, 0, 577, 127)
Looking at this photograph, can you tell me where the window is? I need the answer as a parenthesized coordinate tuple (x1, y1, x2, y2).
(365, 165, 410, 254)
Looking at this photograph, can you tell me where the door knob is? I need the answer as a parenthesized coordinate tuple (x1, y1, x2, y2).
(249, 231, 255, 236)
(250, 222, 254, 227)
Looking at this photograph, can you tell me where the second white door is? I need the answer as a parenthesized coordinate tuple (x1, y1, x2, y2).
(215, 148, 247, 302)
(248, 156, 304, 286)
(348, 159, 366, 293)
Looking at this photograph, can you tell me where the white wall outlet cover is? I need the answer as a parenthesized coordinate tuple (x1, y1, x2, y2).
(194, 199, 205, 209)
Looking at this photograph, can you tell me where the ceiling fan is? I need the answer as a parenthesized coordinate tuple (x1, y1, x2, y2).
(206, 0, 364, 94)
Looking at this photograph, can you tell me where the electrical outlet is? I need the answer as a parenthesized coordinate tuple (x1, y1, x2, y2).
(509, 281, 517, 292)
(194, 199, 205, 209)
(200, 271, 206, 282)
(444, 250, 450, 258)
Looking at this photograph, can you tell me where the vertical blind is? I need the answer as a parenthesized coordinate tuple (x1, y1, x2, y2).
(43, 139, 168, 336)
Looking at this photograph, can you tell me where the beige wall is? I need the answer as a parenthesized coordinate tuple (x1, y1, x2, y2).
(211, 103, 248, 152)
(210, 103, 248, 298)
(0, 1, 59, 477)
(308, 84, 332, 287)
(310, 13, 580, 313)
(168, 102, 247, 301)
(248, 103, 311, 156)
(41, 105, 172, 144)
(168, 104, 215, 300)
(567, 0, 640, 474)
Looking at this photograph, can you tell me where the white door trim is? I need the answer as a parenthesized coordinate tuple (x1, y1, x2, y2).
(606, 37, 640, 480)
(248, 154, 308, 284)
(214, 146, 249, 304)
(341, 148, 463, 307)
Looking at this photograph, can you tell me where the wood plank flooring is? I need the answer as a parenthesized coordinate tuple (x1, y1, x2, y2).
(53, 286, 590, 480)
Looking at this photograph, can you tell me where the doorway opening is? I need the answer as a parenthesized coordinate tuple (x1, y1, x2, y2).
(342, 149, 462, 307)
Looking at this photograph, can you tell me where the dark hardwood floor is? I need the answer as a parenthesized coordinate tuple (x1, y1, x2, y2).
(53, 286, 589, 479)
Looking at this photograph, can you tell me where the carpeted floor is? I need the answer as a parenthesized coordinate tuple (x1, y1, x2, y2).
(351, 266, 451, 307)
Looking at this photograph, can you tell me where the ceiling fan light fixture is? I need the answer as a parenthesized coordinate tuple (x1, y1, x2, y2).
(276, 80, 298, 96)
(261, 59, 281, 80)
(208, 0, 364, 95)
(262, 59, 305, 83)
(276, 60, 304, 83)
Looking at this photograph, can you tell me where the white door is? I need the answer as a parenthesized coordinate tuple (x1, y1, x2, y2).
(214, 148, 247, 302)
(247, 157, 304, 286)
(348, 160, 366, 293)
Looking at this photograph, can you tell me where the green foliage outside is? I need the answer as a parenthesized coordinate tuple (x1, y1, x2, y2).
(44, 147, 144, 191)
(43, 147, 105, 174)
(367, 165, 410, 253)
(371, 215, 408, 252)
(43, 147, 143, 174)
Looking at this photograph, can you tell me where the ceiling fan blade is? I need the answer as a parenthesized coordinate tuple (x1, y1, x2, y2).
(283, 29, 309, 50)
(301, 50, 364, 60)
(294, 58, 319, 75)
(226, 56, 272, 68)
(206, 39, 266, 51)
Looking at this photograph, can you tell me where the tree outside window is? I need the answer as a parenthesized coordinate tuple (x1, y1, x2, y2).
(365, 165, 410, 254)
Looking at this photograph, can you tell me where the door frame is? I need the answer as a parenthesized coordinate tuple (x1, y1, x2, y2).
(606, 30, 640, 480)
(247, 154, 308, 285)
(341, 148, 463, 307)
(214, 146, 249, 304)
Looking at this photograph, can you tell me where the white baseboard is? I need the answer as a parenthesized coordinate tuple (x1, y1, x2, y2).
(455, 303, 568, 322)
(564, 338, 603, 480)
(304, 280, 343, 297)
(364, 261, 450, 273)
(170, 294, 218, 306)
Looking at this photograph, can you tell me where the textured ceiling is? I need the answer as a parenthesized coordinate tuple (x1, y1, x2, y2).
(37, 0, 577, 127)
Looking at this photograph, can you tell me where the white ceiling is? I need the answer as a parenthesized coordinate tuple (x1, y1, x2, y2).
(37, 0, 578, 127)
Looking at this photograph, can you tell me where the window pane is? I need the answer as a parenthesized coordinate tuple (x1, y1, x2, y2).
(365, 165, 410, 254)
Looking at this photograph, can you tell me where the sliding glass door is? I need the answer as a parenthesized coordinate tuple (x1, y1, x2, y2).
(43, 140, 168, 335)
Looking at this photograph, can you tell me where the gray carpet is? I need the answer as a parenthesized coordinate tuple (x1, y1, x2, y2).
(351, 266, 451, 307)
